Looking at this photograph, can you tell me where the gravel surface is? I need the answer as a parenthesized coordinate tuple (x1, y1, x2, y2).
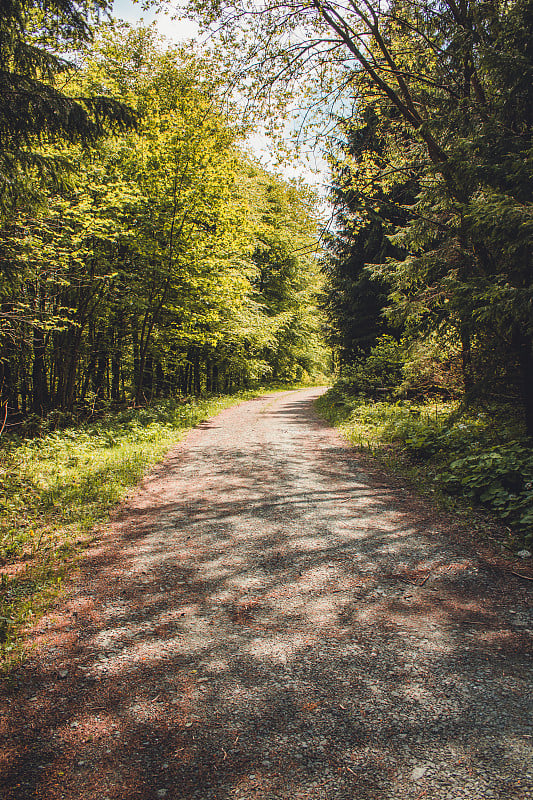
(1, 388, 532, 800)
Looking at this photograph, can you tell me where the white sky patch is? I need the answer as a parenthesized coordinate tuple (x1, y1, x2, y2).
(244, 125, 328, 191)
(111, 0, 199, 40)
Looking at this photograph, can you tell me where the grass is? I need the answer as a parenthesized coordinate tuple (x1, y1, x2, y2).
(315, 388, 533, 549)
(0, 388, 294, 669)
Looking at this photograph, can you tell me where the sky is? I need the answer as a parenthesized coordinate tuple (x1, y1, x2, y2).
(110, 0, 199, 42)
(109, 0, 330, 200)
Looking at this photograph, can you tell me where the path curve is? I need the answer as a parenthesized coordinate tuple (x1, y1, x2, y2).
(1, 388, 532, 800)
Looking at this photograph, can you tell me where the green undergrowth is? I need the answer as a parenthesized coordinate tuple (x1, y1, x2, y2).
(0, 387, 296, 670)
(316, 388, 533, 549)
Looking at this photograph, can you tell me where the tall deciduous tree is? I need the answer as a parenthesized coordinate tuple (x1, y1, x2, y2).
(0, 23, 328, 417)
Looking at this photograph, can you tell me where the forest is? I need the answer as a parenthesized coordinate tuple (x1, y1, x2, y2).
(310, 0, 533, 542)
(182, 0, 531, 544)
(0, 11, 327, 423)
(0, 0, 532, 661)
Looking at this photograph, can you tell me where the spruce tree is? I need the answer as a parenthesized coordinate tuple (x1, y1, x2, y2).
(324, 108, 414, 366)
(0, 0, 135, 211)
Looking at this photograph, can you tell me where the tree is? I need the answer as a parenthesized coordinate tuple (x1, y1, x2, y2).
(0, 23, 328, 418)
(323, 106, 414, 365)
(0, 0, 135, 214)
(244, 166, 328, 380)
(185, 0, 533, 432)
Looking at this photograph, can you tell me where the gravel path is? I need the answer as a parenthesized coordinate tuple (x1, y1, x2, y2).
(1, 388, 532, 800)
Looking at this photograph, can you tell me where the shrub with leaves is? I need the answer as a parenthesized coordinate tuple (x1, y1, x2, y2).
(316, 388, 532, 544)
(337, 335, 405, 398)
(441, 444, 533, 540)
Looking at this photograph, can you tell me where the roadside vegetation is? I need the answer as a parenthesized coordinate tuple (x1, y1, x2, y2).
(317, 384, 533, 551)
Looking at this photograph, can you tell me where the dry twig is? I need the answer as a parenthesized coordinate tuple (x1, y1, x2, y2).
(511, 571, 533, 581)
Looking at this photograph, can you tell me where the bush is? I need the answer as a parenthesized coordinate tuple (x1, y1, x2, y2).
(391, 413, 533, 541)
(338, 333, 464, 401)
(316, 388, 532, 544)
(441, 443, 533, 537)
(400, 336, 463, 398)
(337, 335, 405, 397)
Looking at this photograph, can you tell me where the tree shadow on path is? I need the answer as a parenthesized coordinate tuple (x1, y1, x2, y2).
(1, 389, 532, 800)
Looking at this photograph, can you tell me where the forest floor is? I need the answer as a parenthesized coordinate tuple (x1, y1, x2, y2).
(1, 387, 532, 800)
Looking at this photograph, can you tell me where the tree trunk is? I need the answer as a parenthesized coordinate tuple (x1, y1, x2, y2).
(20, 363, 28, 416)
(93, 347, 107, 399)
(144, 354, 153, 400)
(64, 333, 82, 411)
(155, 361, 164, 397)
(193, 349, 201, 395)
(132, 324, 140, 401)
(111, 312, 125, 402)
(460, 325, 474, 394)
(0, 341, 20, 416)
(80, 352, 97, 404)
(111, 349, 121, 402)
(186, 361, 193, 396)
(55, 328, 82, 411)
(31, 326, 49, 414)
(517, 331, 533, 438)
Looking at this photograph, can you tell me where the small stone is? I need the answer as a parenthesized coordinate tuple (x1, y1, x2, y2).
(156, 791, 168, 798)
(58, 670, 68, 679)
(411, 766, 427, 781)
(517, 550, 531, 559)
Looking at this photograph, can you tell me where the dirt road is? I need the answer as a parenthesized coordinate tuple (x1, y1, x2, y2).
(1, 388, 532, 799)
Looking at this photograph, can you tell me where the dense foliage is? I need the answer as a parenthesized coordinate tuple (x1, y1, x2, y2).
(319, 0, 533, 434)
(0, 0, 136, 214)
(185, 0, 533, 436)
(317, 390, 533, 544)
(0, 23, 327, 426)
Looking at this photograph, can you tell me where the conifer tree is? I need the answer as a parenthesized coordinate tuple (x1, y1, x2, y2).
(0, 0, 135, 212)
(323, 108, 414, 365)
